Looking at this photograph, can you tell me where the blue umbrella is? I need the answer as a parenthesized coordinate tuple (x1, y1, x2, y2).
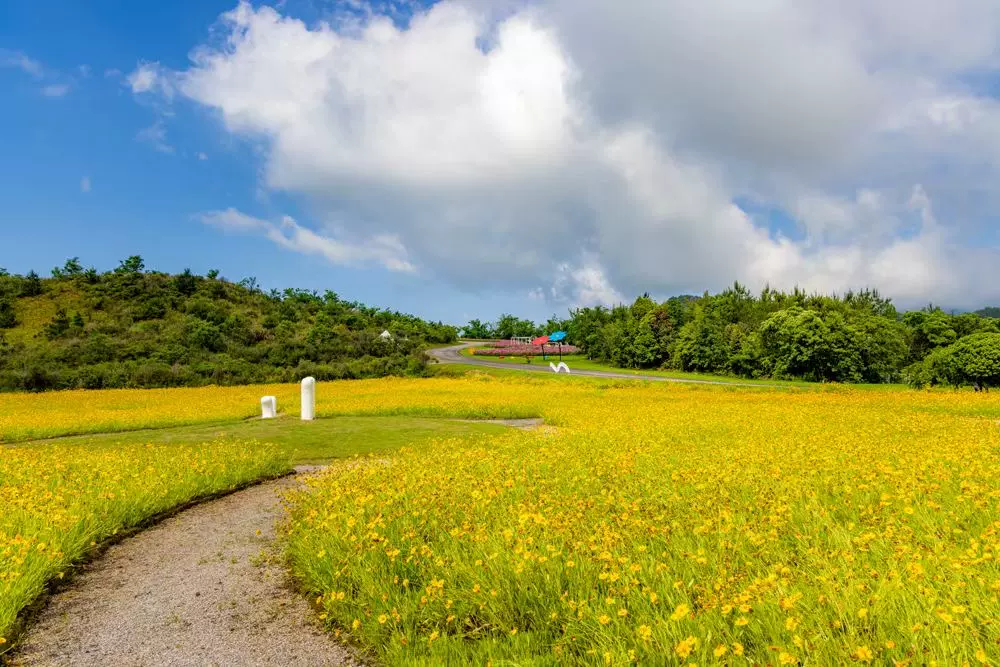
(549, 330, 567, 342)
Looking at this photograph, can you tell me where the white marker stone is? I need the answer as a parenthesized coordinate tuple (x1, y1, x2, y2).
(260, 396, 277, 419)
(300, 377, 316, 421)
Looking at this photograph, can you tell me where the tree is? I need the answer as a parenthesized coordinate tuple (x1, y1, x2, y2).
(950, 333, 1000, 388)
(0, 298, 16, 328)
(174, 268, 198, 296)
(45, 307, 71, 339)
(21, 271, 43, 297)
(461, 319, 492, 339)
(115, 255, 145, 275)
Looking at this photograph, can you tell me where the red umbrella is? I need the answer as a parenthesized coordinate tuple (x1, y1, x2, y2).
(532, 335, 550, 345)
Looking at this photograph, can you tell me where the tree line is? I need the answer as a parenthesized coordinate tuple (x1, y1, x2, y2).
(0, 258, 456, 391)
(463, 284, 1000, 387)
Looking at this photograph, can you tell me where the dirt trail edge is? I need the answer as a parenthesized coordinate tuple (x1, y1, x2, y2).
(9, 467, 360, 667)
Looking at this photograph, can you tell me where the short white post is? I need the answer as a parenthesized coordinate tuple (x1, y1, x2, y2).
(260, 396, 277, 419)
(300, 377, 316, 421)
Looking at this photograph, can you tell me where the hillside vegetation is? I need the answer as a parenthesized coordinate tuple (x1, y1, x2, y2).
(0, 257, 455, 391)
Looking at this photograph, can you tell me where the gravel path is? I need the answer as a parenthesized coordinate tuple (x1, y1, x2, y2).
(9, 467, 359, 667)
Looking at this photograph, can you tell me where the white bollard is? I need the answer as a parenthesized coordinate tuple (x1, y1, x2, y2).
(300, 377, 316, 421)
(260, 396, 277, 419)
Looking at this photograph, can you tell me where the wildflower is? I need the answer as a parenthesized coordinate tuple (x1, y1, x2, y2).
(714, 644, 728, 657)
(674, 636, 697, 659)
(855, 646, 873, 663)
(637, 625, 652, 641)
(671, 603, 690, 621)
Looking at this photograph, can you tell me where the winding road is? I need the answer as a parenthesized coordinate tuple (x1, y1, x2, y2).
(428, 342, 780, 388)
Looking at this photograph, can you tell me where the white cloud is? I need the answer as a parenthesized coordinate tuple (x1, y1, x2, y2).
(127, 61, 173, 97)
(41, 83, 70, 97)
(140, 0, 1000, 309)
(199, 208, 415, 272)
(0, 49, 43, 78)
(197, 152, 208, 161)
(136, 121, 174, 154)
(80, 176, 91, 193)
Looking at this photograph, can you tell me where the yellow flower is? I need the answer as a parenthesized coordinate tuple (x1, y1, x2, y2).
(429, 630, 440, 641)
(714, 644, 728, 658)
(735, 616, 749, 627)
(598, 615, 611, 625)
(855, 646, 873, 663)
(671, 603, 690, 621)
(857, 608, 868, 619)
(779, 652, 798, 665)
(732, 642, 744, 655)
(352, 618, 361, 630)
(637, 625, 652, 641)
(785, 616, 799, 631)
(885, 641, 896, 649)
(378, 614, 388, 625)
(674, 636, 697, 659)
(975, 649, 988, 665)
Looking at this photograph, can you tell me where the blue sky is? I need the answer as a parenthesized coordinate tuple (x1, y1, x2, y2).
(0, 0, 547, 325)
(4, 0, 1000, 322)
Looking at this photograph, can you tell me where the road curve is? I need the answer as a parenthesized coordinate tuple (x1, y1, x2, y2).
(427, 342, 780, 388)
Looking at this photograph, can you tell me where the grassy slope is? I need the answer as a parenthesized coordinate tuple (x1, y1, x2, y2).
(13, 415, 510, 464)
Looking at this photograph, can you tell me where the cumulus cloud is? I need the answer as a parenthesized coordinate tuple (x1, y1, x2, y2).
(143, 0, 1000, 308)
(199, 208, 415, 272)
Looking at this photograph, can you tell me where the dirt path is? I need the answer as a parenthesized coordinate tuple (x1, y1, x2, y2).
(9, 467, 359, 667)
(429, 342, 780, 388)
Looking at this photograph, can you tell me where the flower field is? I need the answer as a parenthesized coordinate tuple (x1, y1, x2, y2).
(283, 376, 1000, 665)
(0, 440, 290, 647)
(0, 385, 300, 442)
(473, 344, 581, 357)
(0, 376, 545, 443)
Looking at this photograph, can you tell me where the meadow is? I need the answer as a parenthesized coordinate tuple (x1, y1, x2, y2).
(282, 375, 1000, 665)
(3, 373, 1000, 665)
(0, 440, 290, 646)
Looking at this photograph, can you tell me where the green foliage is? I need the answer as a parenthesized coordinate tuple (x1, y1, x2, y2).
(475, 283, 992, 385)
(0, 258, 456, 391)
(0, 298, 16, 329)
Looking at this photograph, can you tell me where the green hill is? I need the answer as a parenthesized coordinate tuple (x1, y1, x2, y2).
(0, 257, 456, 391)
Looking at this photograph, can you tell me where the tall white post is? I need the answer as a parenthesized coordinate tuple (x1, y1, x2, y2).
(300, 377, 316, 421)
(260, 396, 277, 419)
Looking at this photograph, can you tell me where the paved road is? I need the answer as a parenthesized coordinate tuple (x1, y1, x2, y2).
(428, 342, 780, 388)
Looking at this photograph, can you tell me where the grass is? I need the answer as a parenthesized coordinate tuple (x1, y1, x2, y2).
(1, 380, 518, 654)
(457, 346, 908, 390)
(14, 415, 511, 464)
(283, 374, 1000, 665)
